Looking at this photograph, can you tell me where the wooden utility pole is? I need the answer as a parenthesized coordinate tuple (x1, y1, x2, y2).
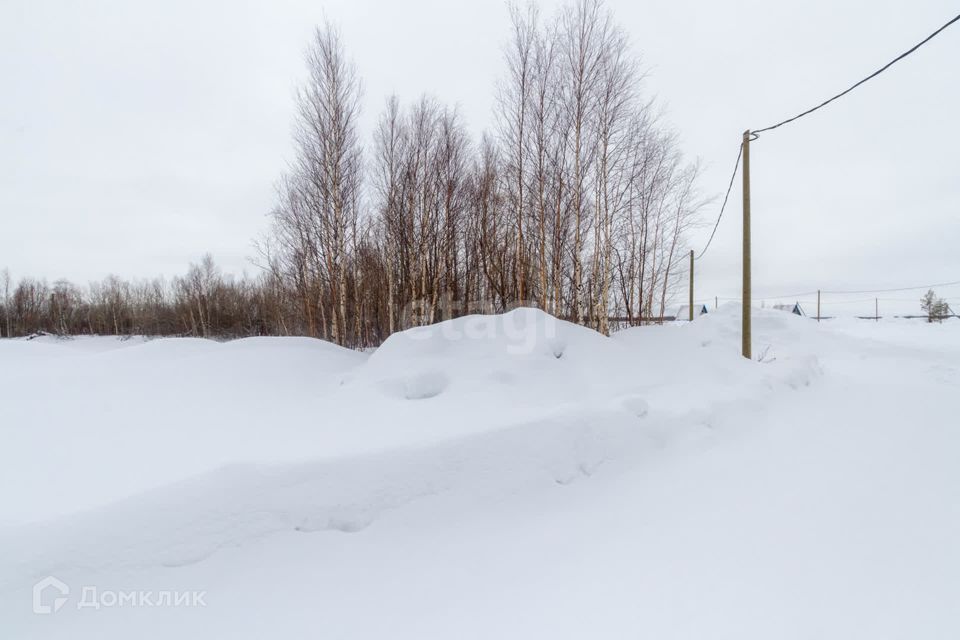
(689, 250, 694, 321)
(875, 297, 879, 322)
(741, 130, 751, 359)
(817, 290, 821, 322)
(715, 296, 718, 310)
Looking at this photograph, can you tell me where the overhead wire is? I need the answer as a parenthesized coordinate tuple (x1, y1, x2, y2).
(688, 12, 960, 304)
(694, 142, 743, 260)
(752, 12, 960, 135)
(821, 279, 960, 294)
(710, 280, 960, 304)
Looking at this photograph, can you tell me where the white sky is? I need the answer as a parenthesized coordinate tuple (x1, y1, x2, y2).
(2, 0, 958, 316)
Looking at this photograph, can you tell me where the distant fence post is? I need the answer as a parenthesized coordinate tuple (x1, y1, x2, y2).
(817, 290, 821, 322)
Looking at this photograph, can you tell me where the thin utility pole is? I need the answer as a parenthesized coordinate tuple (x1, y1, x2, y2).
(817, 290, 821, 322)
(689, 250, 694, 321)
(741, 130, 751, 359)
(875, 298, 879, 321)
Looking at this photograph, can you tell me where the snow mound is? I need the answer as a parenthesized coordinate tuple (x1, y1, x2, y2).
(4, 311, 959, 639)
(350, 308, 624, 408)
(0, 307, 831, 610)
(370, 307, 606, 362)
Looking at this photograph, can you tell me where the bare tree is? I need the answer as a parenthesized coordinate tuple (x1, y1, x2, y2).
(498, 2, 539, 302)
(291, 23, 364, 345)
(1, 268, 11, 338)
(557, 0, 611, 322)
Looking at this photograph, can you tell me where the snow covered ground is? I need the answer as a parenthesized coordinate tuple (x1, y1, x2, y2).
(1, 307, 958, 638)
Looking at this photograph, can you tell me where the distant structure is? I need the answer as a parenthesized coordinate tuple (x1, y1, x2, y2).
(674, 304, 709, 321)
(772, 302, 806, 317)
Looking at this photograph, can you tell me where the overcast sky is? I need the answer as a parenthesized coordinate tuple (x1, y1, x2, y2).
(2, 0, 958, 315)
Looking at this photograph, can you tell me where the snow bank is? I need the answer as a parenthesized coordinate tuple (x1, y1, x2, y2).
(0, 335, 365, 526)
(1, 307, 818, 572)
(8, 308, 955, 638)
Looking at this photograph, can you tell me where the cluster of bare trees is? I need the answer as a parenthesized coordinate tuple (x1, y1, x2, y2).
(3, 0, 703, 345)
(0, 259, 289, 339)
(260, 0, 705, 347)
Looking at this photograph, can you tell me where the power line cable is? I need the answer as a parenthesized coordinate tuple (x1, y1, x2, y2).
(714, 279, 960, 301)
(752, 12, 960, 135)
(822, 279, 960, 294)
(816, 298, 878, 305)
(696, 14, 959, 299)
(877, 296, 960, 301)
(695, 143, 743, 260)
(757, 290, 819, 299)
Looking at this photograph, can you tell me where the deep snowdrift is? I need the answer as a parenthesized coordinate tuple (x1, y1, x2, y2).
(2, 306, 958, 639)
